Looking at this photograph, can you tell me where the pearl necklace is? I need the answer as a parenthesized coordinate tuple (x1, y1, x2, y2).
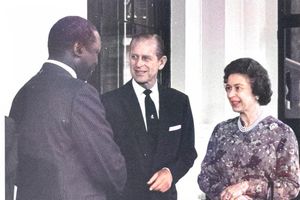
(238, 111, 266, 132)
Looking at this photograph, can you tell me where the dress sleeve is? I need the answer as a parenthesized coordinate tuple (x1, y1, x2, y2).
(272, 125, 300, 199)
(246, 124, 300, 199)
(198, 124, 229, 200)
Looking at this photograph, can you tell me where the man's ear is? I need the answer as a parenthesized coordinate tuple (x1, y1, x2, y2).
(158, 55, 167, 70)
(73, 42, 84, 57)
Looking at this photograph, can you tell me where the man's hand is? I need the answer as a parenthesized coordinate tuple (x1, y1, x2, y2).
(147, 167, 173, 192)
(220, 181, 249, 200)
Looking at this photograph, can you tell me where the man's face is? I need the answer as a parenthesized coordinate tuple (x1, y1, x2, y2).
(129, 38, 166, 89)
(76, 31, 101, 81)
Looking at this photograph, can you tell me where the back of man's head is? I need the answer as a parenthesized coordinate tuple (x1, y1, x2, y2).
(48, 16, 97, 58)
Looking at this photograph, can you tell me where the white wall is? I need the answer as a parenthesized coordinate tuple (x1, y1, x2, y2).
(1, 0, 87, 116)
(0, 1, 87, 199)
(225, 0, 278, 118)
(171, 1, 278, 199)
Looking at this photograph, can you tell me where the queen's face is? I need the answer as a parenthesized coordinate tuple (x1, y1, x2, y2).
(225, 73, 258, 114)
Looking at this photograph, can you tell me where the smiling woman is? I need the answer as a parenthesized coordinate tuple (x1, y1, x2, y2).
(198, 58, 300, 200)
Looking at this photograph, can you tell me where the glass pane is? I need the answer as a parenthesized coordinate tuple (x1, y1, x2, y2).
(125, 0, 155, 36)
(88, 0, 124, 93)
(284, 58, 300, 118)
(285, 27, 300, 63)
(284, 0, 300, 14)
(290, 27, 300, 62)
(126, 0, 154, 26)
(291, 0, 300, 14)
(284, 27, 300, 118)
(134, 0, 155, 27)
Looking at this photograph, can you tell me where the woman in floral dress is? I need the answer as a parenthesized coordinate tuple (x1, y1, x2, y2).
(198, 58, 300, 200)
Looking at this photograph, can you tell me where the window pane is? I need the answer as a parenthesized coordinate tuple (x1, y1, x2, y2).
(284, 0, 300, 14)
(126, 0, 155, 26)
(291, 0, 300, 14)
(285, 27, 300, 63)
(284, 58, 300, 118)
(284, 27, 300, 118)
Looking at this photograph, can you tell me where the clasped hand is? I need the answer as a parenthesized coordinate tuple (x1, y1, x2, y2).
(147, 168, 173, 192)
(220, 181, 252, 200)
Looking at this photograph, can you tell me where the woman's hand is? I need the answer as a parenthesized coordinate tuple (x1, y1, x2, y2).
(233, 195, 253, 200)
(220, 181, 249, 200)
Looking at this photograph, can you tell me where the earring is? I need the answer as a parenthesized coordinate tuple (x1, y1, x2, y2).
(255, 96, 259, 101)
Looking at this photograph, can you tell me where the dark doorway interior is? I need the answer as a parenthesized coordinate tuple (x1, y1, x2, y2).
(87, 0, 170, 94)
(278, 0, 300, 141)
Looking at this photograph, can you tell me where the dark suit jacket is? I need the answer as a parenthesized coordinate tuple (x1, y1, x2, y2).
(101, 80, 197, 200)
(5, 116, 17, 200)
(9, 63, 126, 200)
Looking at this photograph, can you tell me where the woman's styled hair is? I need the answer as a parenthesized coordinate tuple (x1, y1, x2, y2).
(223, 58, 273, 105)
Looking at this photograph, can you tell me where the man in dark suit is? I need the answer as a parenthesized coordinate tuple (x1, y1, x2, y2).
(101, 33, 197, 200)
(9, 16, 126, 200)
(5, 116, 17, 200)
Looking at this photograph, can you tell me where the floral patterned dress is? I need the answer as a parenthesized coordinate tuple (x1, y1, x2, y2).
(198, 116, 300, 200)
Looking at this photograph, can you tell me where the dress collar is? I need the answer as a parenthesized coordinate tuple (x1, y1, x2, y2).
(238, 110, 268, 132)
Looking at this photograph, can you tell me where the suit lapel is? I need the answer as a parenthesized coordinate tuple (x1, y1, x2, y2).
(121, 81, 147, 135)
(121, 82, 168, 138)
(152, 86, 170, 168)
(158, 86, 168, 130)
(121, 81, 155, 175)
(158, 85, 170, 137)
(121, 82, 172, 174)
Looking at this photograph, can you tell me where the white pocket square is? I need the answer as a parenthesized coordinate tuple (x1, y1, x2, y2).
(169, 125, 182, 132)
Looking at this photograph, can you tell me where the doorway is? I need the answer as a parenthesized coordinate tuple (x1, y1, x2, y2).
(278, 0, 300, 140)
(87, 0, 170, 94)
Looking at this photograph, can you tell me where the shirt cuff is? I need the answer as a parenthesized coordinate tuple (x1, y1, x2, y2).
(162, 167, 172, 174)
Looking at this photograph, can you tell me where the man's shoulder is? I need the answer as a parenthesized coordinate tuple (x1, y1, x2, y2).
(28, 64, 84, 89)
(36, 68, 97, 98)
(160, 86, 188, 99)
(101, 81, 132, 99)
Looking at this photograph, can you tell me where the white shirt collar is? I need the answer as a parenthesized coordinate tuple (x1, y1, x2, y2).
(132, 79, 160, 130)
(45, 59, 77, 78)
(132, 79, 159, 101)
